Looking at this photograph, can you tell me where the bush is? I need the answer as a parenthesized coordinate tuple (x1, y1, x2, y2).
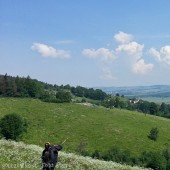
(145, 152, 166, 170)
(148, 127, 159, 141)
(91, 150, 101, 159)
(102, 146, 132, 164)
(0, 113, 28, 140)
(56, 90, 72, 103)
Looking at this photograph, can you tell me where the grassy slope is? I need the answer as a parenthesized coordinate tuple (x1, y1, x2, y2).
(0, 139, 149, 170)
(0, 98, 170, 157)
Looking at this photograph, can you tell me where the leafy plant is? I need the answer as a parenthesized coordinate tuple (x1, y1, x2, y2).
(148, 127, 159, 141)
(0, 113, 28, 140)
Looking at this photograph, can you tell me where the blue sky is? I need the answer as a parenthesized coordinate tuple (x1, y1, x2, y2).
(1, 0, 170, 87)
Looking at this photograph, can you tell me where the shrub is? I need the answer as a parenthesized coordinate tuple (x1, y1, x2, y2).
(145, 151, 166, 170)
(148, 127, 159, 141)
(0, 113, 28, 140)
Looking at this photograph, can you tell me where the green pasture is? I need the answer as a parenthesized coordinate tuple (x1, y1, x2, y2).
(0, 97, 170, 157)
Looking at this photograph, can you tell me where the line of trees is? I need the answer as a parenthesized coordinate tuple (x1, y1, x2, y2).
(0, 74, 44, 98)
(1, 74, 170, 119)
(102, 95, 170, 119)
(0, 74, 108, 102)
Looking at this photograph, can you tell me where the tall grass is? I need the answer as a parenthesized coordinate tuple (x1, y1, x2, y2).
(0, 139, 150, 170)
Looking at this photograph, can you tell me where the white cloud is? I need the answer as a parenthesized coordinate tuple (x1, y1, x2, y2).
(115, 41, 144, 59)
(31, 43, 71, 59)
(160, 46, 170, 65)
(133, 59, 154, 74)
(82, 48, 116, 61)
(149, 45, 170, 65)
(148, 48, 161, 61)
(114, 31, 133, 44)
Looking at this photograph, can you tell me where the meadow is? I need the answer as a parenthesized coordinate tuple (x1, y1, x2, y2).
(0, 139, 150, 170)
(0, 97, 170, 158)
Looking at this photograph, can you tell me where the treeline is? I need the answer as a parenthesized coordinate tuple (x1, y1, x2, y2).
(1, 74, 170, 119)
(0, 74, 107, 102)
(102, 95, 170, 119)
(0, 74, 44, 98)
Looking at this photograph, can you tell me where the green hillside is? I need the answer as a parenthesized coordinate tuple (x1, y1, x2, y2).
(0, 97, 170, 158)
(0, 139, 148, 170)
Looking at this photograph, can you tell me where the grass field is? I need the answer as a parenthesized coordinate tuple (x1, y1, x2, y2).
(0, 139, 150, 170)
(0, 97, 170, 157)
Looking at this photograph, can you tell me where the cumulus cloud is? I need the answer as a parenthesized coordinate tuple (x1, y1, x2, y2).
(133, 59, 154, 74)
(115, 41, 144, 59)
(114, 31, 134, 44)
(160, 46, 170, 65)
(31, 43, 71, 59)
(149, 45, 170, 65)
(82, 48, 116, 61)
(148, 48, 161, 61)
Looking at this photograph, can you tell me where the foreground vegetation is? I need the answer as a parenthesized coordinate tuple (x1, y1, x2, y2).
(0, 139, 150, 170)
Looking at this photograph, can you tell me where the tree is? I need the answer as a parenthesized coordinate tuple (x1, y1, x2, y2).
(137, 100, 150, 113)
(56, 90, 72, 102)
(0, 113, 28, 140)
(148, 127, 159, 141)
(0, 75, 6, 95)
(114, 97, 120, 108)
(149, 102, 158, 115)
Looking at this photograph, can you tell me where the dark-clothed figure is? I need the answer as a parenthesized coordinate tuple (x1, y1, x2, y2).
(42, 142, 53, 170)
(41, 143, 62, 170)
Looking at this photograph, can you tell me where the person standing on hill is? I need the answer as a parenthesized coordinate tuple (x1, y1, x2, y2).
(41, 142, 53, 170)
(41, 142, 62, 170)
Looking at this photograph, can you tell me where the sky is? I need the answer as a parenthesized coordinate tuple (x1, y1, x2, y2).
(1, 0, 170, 87)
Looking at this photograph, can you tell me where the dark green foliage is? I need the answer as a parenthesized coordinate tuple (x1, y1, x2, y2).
(0, 74, 108, 103)
(102, 146, 132, 164)
(56, 90, 72, 102)
(148, 127, 159, 141)
(81, 98, 86, 102)
(102, 96, 115, 108)
(136, 100, 150, 113)
(149, 102, 159, 115)
(162, 148, 170, 161)
(145, 152, 167, 170)
(91, 150, 101, 159)
(71, 86, 107, 100)
(102, 96, 126, 109)
(90, 146, 170, 169)
(0, 113, 28, 140)
(114, 97, 120, 108)
(0, 74, 44, 98)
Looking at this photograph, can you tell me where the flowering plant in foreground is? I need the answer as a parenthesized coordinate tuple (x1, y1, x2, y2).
(0, 139, 151, 170)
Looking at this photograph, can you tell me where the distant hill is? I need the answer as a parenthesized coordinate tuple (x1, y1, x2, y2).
(99, 85, 170, 98)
